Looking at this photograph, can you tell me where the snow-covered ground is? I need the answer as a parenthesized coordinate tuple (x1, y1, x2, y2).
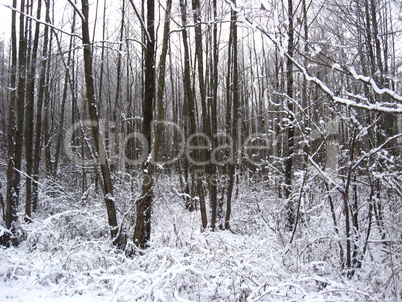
(0, 178, 399, 301)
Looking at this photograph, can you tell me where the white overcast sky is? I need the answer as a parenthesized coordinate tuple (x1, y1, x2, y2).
(0, 0, 122, 44)
(0, 1, 11, 40)
(0, 0, 401, 74)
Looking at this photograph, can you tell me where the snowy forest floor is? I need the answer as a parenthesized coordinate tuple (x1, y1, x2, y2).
(0, 176, 400, 301)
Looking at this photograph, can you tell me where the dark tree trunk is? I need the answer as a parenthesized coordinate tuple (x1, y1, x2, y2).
(155, 0, 172, 153)
(284, 0, 295, 228)
(133, 0, 156, 248)
(80, 0, 120, 245)
(179, 0, 208, 229)
(15, 0, 27, 210)
(25, 0, 43, 221)
(192, 0, 211, 229)
(32, 0, 51, 213)
(53, 14, 76, 178)
(209, 0, 219, 229)
(225, 0, 239, 230)
(1, 0, 18, 247)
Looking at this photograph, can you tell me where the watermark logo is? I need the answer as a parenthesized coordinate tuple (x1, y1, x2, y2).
(64, 119, 271, 169)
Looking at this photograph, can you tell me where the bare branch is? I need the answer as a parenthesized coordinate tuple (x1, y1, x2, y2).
(67, 0, 85, 21)
(351, 133, 402, 171)
(248, 19, 402, 114)
(128, 0, 151, 43)
(1, 3, 81, 39)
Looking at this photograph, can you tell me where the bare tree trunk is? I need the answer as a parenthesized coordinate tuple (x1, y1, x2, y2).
(132, 0, 155, 248)
(191, 0, 211, 230)
(1, 0, 18, 247)
(0, 181, 4, 222)
(53, 13, 76, 178)
(24, 0, 42, 221)
(369, 0, 396, 147)
(325, 182, 345, 267)
(15, 0, 27, 208)
(180, 0, 196, 212)
(284, 0, 295, 228)
(225, 0, 239, 230)
(80, 0, 120, 245)
(155, 0, 172, 135)
(342, 130, 360, 278)
(179, 0, 208, 229)
(113, 0, 125, 125)
(301, 0, 310, 165)
(32, 0, 51, 213)
(209, 0, 219, 229)
(43, 74, 52, 177)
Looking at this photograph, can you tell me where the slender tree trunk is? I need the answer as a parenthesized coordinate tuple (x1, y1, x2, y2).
(325, 182, 345, 267)
(369, 0, 396, 147)
(133, 0, 155, 248)
(155, 0, 172, 133)
(209, 0, 219, 228)
(1, 0, 18, 247)
(53, 14, 76, 178)
(364, 0, 376, 74)
(24, 0, 42, 221)
(32, 0, 51, 213)
(191, 0, 207, 138)
(343, 187, 352, 276)
(191, 0, 211, 229)
(225, 0, 239, 230)
(113, 0, 125, 124)
(43, 57, 53, 177)
(284, 0, 295, 228)
(179, 0, 208, 229)
(15, 0, 27, 207)
(80, 0, 120, 245)
(301, 0, 310, 165)
(0, 181, 4, 222)
(343, 131, 359, 278)
(180, 3, 192, 201)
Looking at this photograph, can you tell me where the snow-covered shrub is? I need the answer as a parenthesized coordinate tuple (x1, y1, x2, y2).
(0, 170, 400, 301)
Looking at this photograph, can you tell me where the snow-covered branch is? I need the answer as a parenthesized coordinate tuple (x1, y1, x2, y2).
(291, 59, 402, 114)
(248, 20, 402, 114)
(348, 67, 402, 103)
(351, 132, 402, 171)
(307, 155, 344, 194)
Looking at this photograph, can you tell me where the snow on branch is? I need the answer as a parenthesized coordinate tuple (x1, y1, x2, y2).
(292, 60, 402, 113)
(348, 67, 402, 103)
(248, 20, 402, 114)
(351, 132, 402, 171)
(307, 155, 344, 194)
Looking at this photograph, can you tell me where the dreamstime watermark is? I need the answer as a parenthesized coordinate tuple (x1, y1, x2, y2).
(63, 119, 272, 170)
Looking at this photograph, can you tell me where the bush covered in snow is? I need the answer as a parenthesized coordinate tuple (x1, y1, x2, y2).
(1, 173, 401, 301)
